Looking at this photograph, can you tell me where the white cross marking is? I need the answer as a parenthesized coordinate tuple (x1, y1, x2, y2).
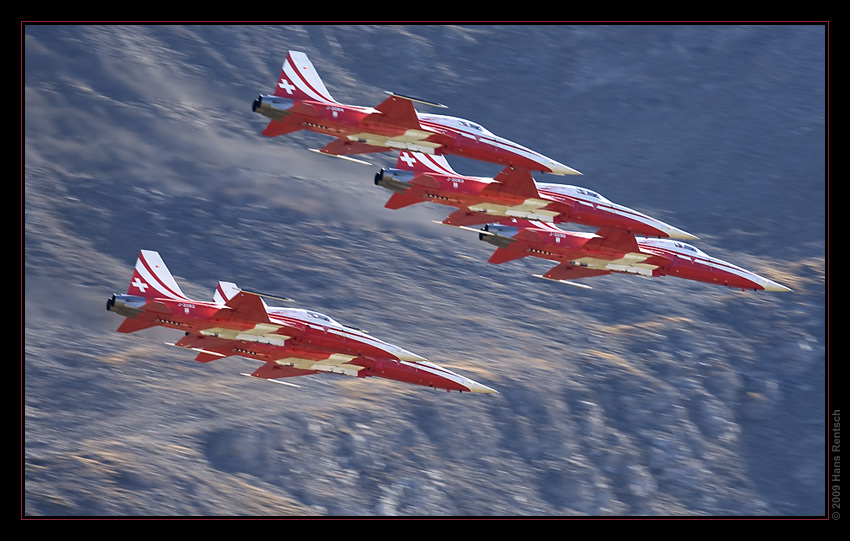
(400, 153, 417, 168)
(131, 278, 148, 292)
(277, 78, 296, 94)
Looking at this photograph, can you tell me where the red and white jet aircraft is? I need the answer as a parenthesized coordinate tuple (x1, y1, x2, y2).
(252, 50, 580, 175)
(468, 219, 791, 292)
(376, 151, 696, 240)
(107, 250, 496, 394)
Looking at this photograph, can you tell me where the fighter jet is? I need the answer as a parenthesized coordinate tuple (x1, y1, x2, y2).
(252, 50, 580, 175)
(376, 151, 696, 240)
(467, 219, 791, 292)
(106, 250, 497, 393)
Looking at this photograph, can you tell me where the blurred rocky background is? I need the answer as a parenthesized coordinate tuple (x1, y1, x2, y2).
(23, 24, 826, 516)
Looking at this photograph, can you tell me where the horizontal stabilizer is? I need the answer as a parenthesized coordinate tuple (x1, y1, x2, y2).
(488, 246, 528, 264)
(262, 119, 303, 138)
(385, 192, 423, 210)
(116, 317, 157, 334)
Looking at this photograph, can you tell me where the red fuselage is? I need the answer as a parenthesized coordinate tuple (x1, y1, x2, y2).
(483, 223, 789, 292)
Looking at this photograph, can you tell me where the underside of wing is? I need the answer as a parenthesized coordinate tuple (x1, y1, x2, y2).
(542, 262, 612, 282)
(319, 138, 390, 156)
(170, 333, 366, 379)
(248, 362, 318, 380)
(442, 208, 500, 227)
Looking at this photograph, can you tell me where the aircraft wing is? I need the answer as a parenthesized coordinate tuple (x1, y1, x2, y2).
(481, 167, 540, 199)
(170, 334, 366, 377)
(364, 94, 424, 130)
(584, 228, 642, 253)
(212, 290, 272, 324)
(541, 262, 612, 282)
(319, 138, 391, 156)
(442, 209, 501, 227)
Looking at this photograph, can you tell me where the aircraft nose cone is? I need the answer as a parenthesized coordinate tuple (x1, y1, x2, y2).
(760, 279, 793, 292)
(548, 160, 582, 176)
(463, 379, 499, 393)
(666, 225, 699, 241)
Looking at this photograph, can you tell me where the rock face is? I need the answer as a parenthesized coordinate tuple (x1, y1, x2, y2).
(23, 24, 826, 516)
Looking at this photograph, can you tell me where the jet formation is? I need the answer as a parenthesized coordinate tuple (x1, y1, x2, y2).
(252, 51, 580, 175)
(108, 49, 790, 397)
(108, 250, 496, 393)
(474, 219, 791, 292)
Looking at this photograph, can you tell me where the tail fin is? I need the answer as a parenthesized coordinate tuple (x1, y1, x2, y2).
(127, 250, 189, 301)
(395, 151, 458, 175)
(274, 51, 337, 104)
(213, 281, 241, 304)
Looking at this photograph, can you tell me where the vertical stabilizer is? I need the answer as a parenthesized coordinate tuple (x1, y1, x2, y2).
(214, 281, 241, 304)
(395, 151, 458, 175)
(275, 51, 337, 104)
(127, 250, 189, 301)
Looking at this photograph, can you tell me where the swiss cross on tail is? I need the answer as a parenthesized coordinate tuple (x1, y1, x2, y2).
(395, 152, 458, 175)
(127, 250, 188, 300)
(274, 51, 338, 103)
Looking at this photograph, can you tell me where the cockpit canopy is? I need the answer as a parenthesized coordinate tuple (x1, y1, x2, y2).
(641, 238, 709, 258)
(419, 113, 496, 137)
(271, 307, 344, 328)
(538, 183, 612, 204)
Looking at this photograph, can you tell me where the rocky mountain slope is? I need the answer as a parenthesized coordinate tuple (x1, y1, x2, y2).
(23, 24, 826, 516)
